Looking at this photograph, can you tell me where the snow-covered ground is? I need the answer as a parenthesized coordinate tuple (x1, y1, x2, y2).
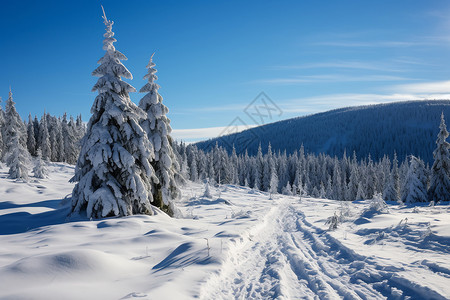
(0, 163, 449, 299)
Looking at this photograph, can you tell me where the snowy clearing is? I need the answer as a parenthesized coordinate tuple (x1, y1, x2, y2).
(0, 163, 449, 299)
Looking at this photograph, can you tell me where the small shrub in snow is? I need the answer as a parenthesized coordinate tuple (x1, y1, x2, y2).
(369, 193, 389, 214)
(421, 223, 433, 239)
(203, 180, 213, 198)
(339, 201, 352, 222)
(397, 217, 408, 227)
(282, 182, 293, 196)
(231, 210, 251, 219)
(325, 212, 339, 230)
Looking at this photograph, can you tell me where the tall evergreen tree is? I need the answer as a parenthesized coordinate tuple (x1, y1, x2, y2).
(269, 164, 278, 199)
(54, 118, 65, 161)
(139, 53, 182, 212)
(189, 152, 198, 182)
(3, 88, 26, 158)
(383, 153, 400, 201)
(428, 113, 450, 202)
(26, 113, 36, 156)
(49, 116, 58, 161)
(253, 144, 264, 189)
(64, 116, 79, 164)
(4, 89, 30, 180)
(38, 113, 51, 161)
(33, 115, 40, 147)
(356, 181, 366, 200)
(346, 165, 359, 201)
(401, 156, 428, 203)
(71, 8, 157, 218)
(33, 148, 48, 179)
(6, 133, 30, 180)
(0, 97, 4, 159)
(262, 143, 273, 191)
(333, 160, 343, 200)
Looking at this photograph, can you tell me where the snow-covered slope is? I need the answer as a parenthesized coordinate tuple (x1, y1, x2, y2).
(0, 164, 449, 299)
(196, 100, 450, 164)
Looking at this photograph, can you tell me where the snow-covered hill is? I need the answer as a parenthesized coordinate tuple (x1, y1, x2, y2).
(0, 164, 449, 299)
(196, 100, 450, 164)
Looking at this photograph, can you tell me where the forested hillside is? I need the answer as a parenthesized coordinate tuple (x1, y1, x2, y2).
(196, 100, 450, 164)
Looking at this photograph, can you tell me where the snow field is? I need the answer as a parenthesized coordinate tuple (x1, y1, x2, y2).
(0, 164, 449, 299)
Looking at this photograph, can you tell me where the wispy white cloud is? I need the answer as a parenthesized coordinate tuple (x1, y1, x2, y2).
(272, 61, 405, 72)
(391, 80, 450, 94)
(172, 124, 257, 142)
(391, 57, 435, 66)
(254, 74, 417, 85)
(180, 103, 247, 113)
(313, 40, 424, 48)
(279, 93, 450, 114)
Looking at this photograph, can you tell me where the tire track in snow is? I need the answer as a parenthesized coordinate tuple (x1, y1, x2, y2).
(199, 199, 447, 300)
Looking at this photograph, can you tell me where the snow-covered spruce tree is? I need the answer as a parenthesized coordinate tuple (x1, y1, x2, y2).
(33, 115, 40, 147)
(64, 116, 79, 164)
(6, 133, 30, 181)
(383, 161, 399, 203)
(33, 148, 48, 179)
(383, 175, 398, 202)
(428, 112, 450, 202)
(190, 153, 198, 182)
(401, 156, 428, 204)
(356, 181, 366, 200)
(346, 165, 359, 201)
(0, 97, 4, 159)
(71, 9, 157, 218)
(38, 113, 51, 161)
(52, 117, 65, 162)
(269, 165, 278, 199)
(26, 113, 36, 156)
(3, 88, 27, 160)
(262, 143, 273, 191)
(319, 182, 326, 198)
(4, 89, 30, 180)
(138, 53, 182, 214)
(253, 144, 264, 190)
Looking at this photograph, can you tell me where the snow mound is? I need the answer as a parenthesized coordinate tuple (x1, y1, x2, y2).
(4, 249, 139, 279)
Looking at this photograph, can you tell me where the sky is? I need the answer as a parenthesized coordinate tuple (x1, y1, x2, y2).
(2, 0, 450, 142)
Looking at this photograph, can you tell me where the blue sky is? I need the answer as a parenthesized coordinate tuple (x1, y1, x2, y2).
(2, 0, 450, 142)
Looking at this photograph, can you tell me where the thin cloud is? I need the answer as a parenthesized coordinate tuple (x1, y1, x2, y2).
(391, 57, 435, 66)
(254, 74, 417, 85)
(279, 93, 450, 114)
(272, 61, 405, 72)
(313, 40, 422, 48)
(172, 124, 257, 142)
(391, 80, 450, 94)
(180, 103, 247, 113)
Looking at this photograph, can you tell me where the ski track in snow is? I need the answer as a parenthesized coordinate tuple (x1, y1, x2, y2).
(200, 198, 448, 300)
